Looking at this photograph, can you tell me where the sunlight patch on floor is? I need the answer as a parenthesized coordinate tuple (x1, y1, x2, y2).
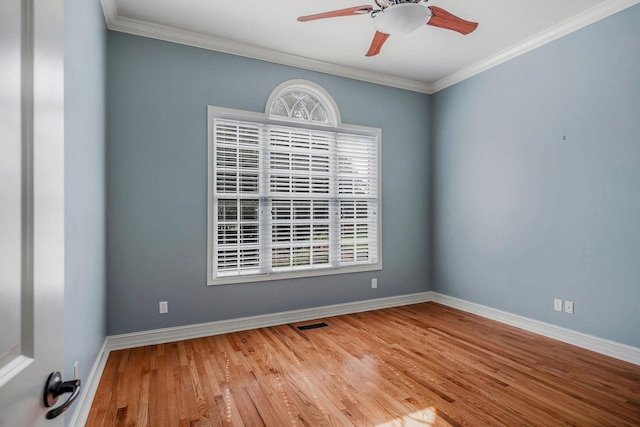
(376, 406, 438, 426)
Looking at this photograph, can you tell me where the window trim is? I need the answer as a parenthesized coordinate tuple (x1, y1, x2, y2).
(207, 84, 382, 286)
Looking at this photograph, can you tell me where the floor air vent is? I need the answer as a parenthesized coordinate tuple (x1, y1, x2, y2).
(297, 322, 328, 331)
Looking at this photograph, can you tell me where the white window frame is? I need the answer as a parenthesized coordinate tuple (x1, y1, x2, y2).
(207, 80, 381, 285)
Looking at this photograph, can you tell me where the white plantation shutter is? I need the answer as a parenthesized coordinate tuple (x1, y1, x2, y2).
(336, 133, 378, 265)
(267, 126, 331, 196)
(267, 125, 334, 272)
(209, 104, 380, 284)
(213, 119, 261, 277)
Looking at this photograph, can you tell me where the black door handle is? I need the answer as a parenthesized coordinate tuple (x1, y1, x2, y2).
(43, 371, 81, 419)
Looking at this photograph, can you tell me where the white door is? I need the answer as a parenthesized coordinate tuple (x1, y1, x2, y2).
(0, 0, 68, 425)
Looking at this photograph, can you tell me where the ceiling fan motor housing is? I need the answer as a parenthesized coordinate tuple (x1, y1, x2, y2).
(373, 3, 433, 35)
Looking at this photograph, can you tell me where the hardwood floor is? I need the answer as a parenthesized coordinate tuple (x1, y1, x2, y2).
(87, 302, 640, 426)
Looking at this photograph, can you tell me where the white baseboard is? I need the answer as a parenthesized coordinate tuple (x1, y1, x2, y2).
(68, 338, 109, 427)
(73, 291, 640, 426)
(105, 292, 433, 351)
(431, 293, 640, 366)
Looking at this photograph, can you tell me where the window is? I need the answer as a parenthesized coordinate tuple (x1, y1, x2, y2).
(208, 81, 381, 285)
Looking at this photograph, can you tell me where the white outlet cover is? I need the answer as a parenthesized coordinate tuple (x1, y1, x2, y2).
(554, 299, 563, 311)
(564, 300, 574, 314)
(159, 301, 168, 314)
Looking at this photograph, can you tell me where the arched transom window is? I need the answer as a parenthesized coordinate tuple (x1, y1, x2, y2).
(266, 80, 341, 126)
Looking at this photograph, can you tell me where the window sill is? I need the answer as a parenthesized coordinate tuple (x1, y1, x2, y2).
(207, 263, 382, 286)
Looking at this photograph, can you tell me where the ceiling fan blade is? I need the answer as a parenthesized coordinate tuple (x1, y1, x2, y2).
(427, 6, 478, 35)
(365, 31, 390, 57)
(298, 6, 373, 22)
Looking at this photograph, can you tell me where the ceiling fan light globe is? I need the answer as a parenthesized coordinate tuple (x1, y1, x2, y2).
(372, 3, 432, 35)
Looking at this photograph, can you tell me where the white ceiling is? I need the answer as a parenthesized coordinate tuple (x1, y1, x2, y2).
(101, 0, 638, 93)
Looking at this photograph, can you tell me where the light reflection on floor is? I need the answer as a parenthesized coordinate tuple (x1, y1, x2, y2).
(376, 406, 438, 427)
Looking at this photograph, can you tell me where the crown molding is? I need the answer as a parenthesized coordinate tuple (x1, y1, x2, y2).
(430, 0, 640, 92)
(101, 0, 639, 94)
(99, 0, 432, 94)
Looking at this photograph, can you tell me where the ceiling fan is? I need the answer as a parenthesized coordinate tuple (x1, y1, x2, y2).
(298, 0, 478, 57)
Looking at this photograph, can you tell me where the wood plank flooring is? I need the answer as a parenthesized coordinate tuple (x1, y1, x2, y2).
(87, 302, 640, 426)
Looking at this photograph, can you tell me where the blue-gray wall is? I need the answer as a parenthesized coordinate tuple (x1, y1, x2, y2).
(105, 4, 639, 349)
(432, 5, 640, 347)
(106, 32, 432, 335)
(64, 0, 107, 422)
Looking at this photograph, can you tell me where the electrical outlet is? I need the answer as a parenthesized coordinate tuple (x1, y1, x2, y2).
(371, 278, 377, 289)
(159, 301, 168, 314)
(554, 299, 563, 312)
(564, 300, 574, 314)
